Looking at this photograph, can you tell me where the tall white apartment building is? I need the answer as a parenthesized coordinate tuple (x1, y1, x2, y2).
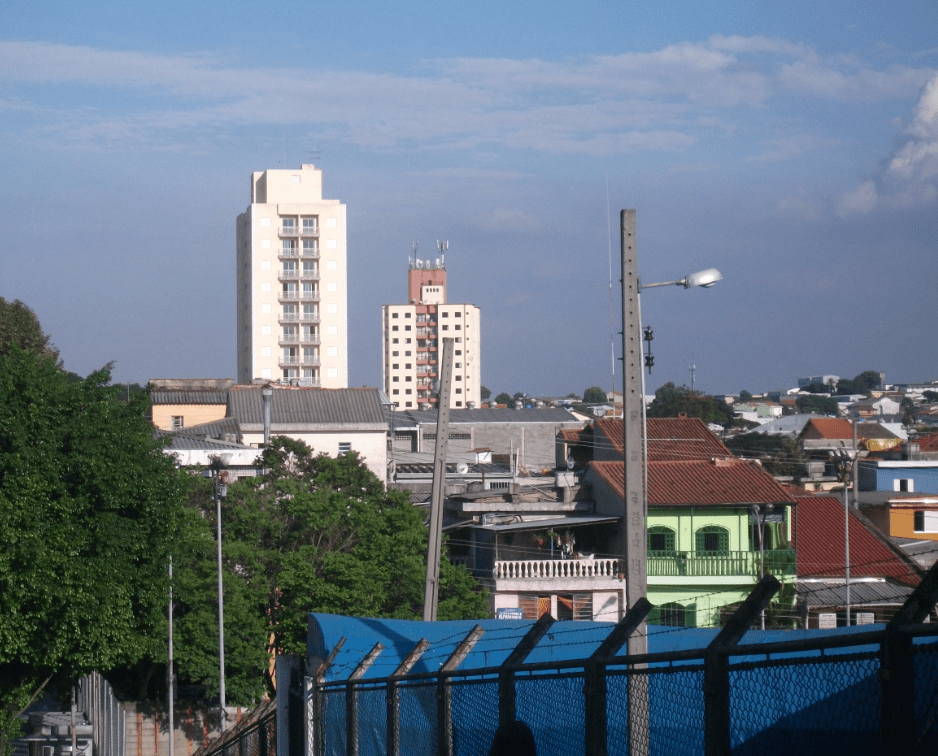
(236, 165, 347, 387)
(382, 257, 481, 410)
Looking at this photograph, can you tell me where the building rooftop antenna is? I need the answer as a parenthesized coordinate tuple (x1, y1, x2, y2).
(690, 361, 697, 392)
(437, 239, 448, 268)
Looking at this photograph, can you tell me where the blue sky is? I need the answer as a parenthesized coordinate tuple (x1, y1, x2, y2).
(2, 1, 936, 397)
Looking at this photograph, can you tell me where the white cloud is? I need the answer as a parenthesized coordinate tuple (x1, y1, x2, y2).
(0, 38, 933, 157)
(837, 73, 938, 216)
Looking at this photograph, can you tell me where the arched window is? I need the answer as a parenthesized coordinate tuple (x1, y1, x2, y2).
(647, 526, 676, 555)
(695, 526, 729, 554)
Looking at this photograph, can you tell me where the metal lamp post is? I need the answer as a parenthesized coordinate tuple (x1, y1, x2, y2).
(750, 503, 775, 630)
(209, 454, 231, 729)
(620, 209, 722, 756)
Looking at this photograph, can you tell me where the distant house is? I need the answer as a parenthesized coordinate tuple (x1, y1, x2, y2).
(148, 379, 234, 431)
(585, 417, 797, 628)
(798, 418, 902, 454)
(226, 385, 391, 481)
(792, 494, 925, 627)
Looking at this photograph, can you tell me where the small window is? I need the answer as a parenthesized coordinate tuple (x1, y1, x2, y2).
(405, 325, 411, 331)
(455, 388, 462, 394)
(405, 363, 412, 369)
(392, 313, 399, 319)
(171, 416, 184, 430)
(442, 325, 449, 330)
(392, 389, 399, 395)
(895, 478, 914, 492)
(392, 325, 399, 331)
(392, 351, 399, 357)
(442, 312, 449, 317)
(455, 350, 462, 356)
(392, 364, 399, 370)
(338, 442, 351, 454)
(455, 375, 462, 381)
(392, 338, 399, 344)
(455, 324, 461, 330)
(405, 312, 412, 318)
(914, 511, 938, 533)
(406, 389, 412, 394)
(455, 312, 461, 317)
(648, 526, 676, 554)
(393, 376, 399, 382)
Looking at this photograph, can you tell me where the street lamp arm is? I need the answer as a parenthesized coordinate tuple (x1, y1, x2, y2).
(640, 268, 724, 291)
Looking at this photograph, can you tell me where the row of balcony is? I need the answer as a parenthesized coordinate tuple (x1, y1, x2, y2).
(278, 291, 320, 302)
(279, 335, 321, 346)
(278, 270, 319, 282)
(278, 314, 319, 324)
(492, 550, 796, 582)
(278, 247, 319, 259)
(278, 225, 319, 237)
(278, 357, 321, 367)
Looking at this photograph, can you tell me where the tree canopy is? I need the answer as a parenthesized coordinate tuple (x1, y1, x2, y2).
(796, 394, 839, 415)
(166, 438, 489, 703)
(724, 433, 806, 477)
(494, 392, 512, 406)
(646, 383, 734, 427)
(583, 386, 607, 404)
(0, 348, 187, 755)
(0, 298, 59, 364)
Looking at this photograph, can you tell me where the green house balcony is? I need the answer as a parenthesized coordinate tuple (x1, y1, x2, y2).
(647, 550, 796, 578)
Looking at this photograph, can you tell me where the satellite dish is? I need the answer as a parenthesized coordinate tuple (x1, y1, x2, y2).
(456, 462, 469, 474)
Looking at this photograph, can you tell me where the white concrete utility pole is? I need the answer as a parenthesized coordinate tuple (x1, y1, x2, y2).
(423, 337, 455, 621)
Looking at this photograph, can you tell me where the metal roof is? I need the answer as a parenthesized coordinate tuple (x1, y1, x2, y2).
(169, 417, 242, 440)
(474, 514, 619, 532)
(391, 407, 579, 428)
(228, 386, 387, 430)
(150, 389, 230, 405)
(797, 580, 914, 608)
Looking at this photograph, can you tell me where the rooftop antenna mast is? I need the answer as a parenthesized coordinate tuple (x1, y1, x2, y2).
(689, 361, 697, 392)
(437, 239, 448, 267)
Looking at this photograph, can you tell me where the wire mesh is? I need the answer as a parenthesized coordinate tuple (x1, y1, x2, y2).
(516, 672, 585, 756)
(913, 642, 938, 753)
(729, 652, 880, 755)
(263, 715, 276, 756)
(608, 665, 705, 756)
(320, 688, 347, 756)
(355, 686, 388, 756)
(396, 679, 438, 756)
(241, 727, 260, 756)
(451, 678, 499, 756)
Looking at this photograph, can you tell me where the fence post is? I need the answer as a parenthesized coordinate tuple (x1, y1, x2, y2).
(704, 575, 779, 756)
(585, 598, 652, 756)
(880, 560, 938, 755)
(308, 638, 345, 756)
(499, 614, 555, 725)
(346, 644, 384, 756)
(386, 639, 430, 756)
(437, 625, 485, 756)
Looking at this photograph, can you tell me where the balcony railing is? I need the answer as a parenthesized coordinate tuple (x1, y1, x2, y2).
(279, 270, 299, 281)
(300, 225, 319, 237)
(279, 247, 298, 258)
(279, 356, 300, 366)
(300, 270, 319, 281)
(279, 225, 298, 236)
(494, 558, 620, 581)
(301, 334, 320, 344)
(300, 314, 320, 324)
(647, 550, 796, 577)
(301, 291, 320, 301)
(301, 357, 321, 367)
(279, 335, 299, 346)
(279, 291, 299, 301)
(278, 314, 299, 323)
(301, 246, 319, 258)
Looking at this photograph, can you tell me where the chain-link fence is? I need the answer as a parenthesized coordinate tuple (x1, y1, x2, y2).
(307, 624, 938, 756)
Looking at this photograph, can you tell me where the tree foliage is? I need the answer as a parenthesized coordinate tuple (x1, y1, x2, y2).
(0, 348, 187, 755)
(646, 383, 735, 427)
(494, 392, 512, 406)
(836, 370, 883, 396)
(796, 394, 838, 415)
(583, 386, 607, 404)
(480, 385, 491, 401)
(0, 298, 59, 365)
(169, 438, 489, 703)
(725, 433, 806, 477)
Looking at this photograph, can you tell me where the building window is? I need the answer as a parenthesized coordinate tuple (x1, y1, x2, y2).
(914, 511, 938, 533)
(647, 602, 694, 627)
(392, 389, 399, 395)
(338, 442, 351, 455)
(171, 416, 184, 430)
(455, 375, 462, 381)
(392, 351, 399, 357)
(455, 324, 461, 330)
(392, 376, 399, 382)
(455, 312, 461, 317)
(392, 325, 399, 331)
(647, 526, 676, 555)
(455, 388, 462, 394)
(456, 401, 462, 407)
(392, 338, 399, 344)
(695, 526, 729, 554)
(442, 325, 449, 330)
(392, 364, 399, 369)
(895, 478, 914, 492)
(392, 313, 399, 318)
(405, 402, 413, 407)
(405, 389, 412, 394)
(405, 325, 411, 331)
(442, 312, 449, 317)
(405, 363, 412, 369)
(455, 350, 462, 356)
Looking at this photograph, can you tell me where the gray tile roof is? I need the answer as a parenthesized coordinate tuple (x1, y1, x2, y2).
(150, 389, 230, 405)
(797, 580, 913, 608)
(392, 407, 578, 429)
(229, 386, 388, 431)
(169, 417, 242, 441)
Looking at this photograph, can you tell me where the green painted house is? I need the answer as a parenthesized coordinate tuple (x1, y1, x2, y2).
(585, 418, 797, 628)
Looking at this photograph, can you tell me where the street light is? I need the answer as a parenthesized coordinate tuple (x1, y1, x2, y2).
(209, 453, 231, 730)
(750, 503, 775, 630)
(619, 210, 723, 649)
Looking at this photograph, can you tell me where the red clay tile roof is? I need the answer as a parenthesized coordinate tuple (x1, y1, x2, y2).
(590, 458, 796, 507)
(593, 417, 732, 461)
(799, 417, 854, 440)
(917, 431, 938, 453)
(559, 428, 589, 443)
(791, 495, 921, 586)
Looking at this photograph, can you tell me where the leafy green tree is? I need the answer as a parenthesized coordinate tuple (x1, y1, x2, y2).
(900, 397, 918, 426)
(0, 298, 59, 364)
(738, 390, 753, 402)
(646, 383, 735, 427)
(923, 390, 938, 403)
(480, 385, 491, 401)
(725, 433, 806, 477)
(169, 438, 489, 701)
(583, 386, 607, 404)
(796, 394, 838, 415)
(494, 392, 512, 406)
(0, 349, 187, 755)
